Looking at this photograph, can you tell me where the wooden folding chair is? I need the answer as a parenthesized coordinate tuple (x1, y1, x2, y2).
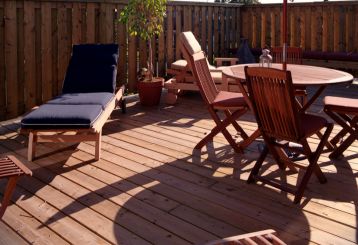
(271, 47, 307, 105)
(180, 32, 258, 153)
(205, 229, 286, 245)
(0, 155, 32, 219)
(244, 66, 333, 204)
(324, 96, 358, 158)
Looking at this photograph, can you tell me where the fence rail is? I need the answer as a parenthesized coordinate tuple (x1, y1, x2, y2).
(0, 0, 357, 119)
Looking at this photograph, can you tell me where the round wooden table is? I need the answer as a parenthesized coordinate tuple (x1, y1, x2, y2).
(222, 63, 354, 111)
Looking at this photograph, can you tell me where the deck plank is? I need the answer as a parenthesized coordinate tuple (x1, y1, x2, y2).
(0, 84, 357, 244)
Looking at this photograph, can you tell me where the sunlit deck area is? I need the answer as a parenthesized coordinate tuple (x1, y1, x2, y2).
(0, 83, 357, 245)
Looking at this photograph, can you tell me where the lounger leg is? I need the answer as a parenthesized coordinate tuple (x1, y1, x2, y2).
(0, 176, 19, 219)
(28, 132, 36, 161)
(121, 98, 127, 114)
(165, 89, 179, 105)
(95, 132, 102, 161)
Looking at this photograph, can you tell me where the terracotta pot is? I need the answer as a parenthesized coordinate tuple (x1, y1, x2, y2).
(137, 77, 164, 106)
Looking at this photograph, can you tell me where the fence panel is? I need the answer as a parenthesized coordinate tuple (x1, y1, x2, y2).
(0, 0, 357, 120)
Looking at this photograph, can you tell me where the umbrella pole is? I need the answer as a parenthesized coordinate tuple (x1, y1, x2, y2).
(283, 0, 287, 70)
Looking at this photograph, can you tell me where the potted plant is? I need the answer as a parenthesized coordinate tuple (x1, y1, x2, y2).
(119, 0, 167, 106)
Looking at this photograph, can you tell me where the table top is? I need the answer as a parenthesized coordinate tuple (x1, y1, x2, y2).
(222, 63, 354, 86)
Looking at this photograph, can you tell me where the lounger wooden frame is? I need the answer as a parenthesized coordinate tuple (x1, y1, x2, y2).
(165, 36, 239, 104)
(21, 85, 125, 161)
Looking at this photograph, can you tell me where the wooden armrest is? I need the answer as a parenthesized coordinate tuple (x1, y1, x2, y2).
(214, 57, 239, 66)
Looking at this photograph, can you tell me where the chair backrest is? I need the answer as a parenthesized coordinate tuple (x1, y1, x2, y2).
(180, 32, 219, 104)
(62, 44, 119, 94)
(271, 47, 302, 64)
(244, 66, 302, 141)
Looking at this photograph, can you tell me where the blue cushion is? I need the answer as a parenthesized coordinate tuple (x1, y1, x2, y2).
(48, 92, 114, 110)
(62, 44, 119, 94)
(21, 104, 103, 129)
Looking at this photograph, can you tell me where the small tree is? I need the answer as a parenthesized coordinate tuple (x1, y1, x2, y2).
(119, 0, 167, 81)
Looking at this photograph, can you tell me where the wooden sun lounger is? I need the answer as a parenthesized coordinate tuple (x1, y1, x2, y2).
(20, 44, 125, 161)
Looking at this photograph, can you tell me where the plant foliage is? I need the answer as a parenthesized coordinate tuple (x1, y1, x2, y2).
(119, 0, 167, 41)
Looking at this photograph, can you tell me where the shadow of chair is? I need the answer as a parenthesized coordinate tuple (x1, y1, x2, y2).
(180, 31, 259, 153)
(271, 47, 307, 105)
(244, 66, 333, 204)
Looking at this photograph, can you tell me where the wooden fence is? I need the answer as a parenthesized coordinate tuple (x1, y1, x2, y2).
(0, 0, 357, 120)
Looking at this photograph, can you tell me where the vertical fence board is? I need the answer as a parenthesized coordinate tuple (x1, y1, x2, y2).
(4, 1, 18, 118)
(166, 6, 174, 66)
(207, 7, 213, 61)
(236, 7, 240, 47)
(241, 7, 248, 40)
(17, 7, 25, 114)
(151, 36, 157, 77)
(299, 7, 305, 49)
(127, 36, 136, 92)
(183, 6, 191, 32)
(200, 6, 207, 53)
(72, 2, 81, 44)
(213, 7, 219, 61)
(158, 33, 165, 76)
(139, 40, 147, 71)
(51, 7, 58, 96)
(35, 7, 42, 104)
(354, 6, 358, 52)
(219, 7, 225, 56)
(41, 2, 52, 101)
(57, 4, 68, 93)
(345, 6, 352, 52)
(175, 6, 182, 60)
(86, 3, 95, 43)
(289, 8, 295, 47)
(0, 7, 6, 119)
(310, 6, 318, 51)
(260, 9, 266, 48)
(252, 9, 258, 48)
(117, 4, 126, 86)
(333, 7, 340, 52)
(304, 7, 311, 50)
(99, 3, 113, 43)
(193, 6, 200, 40)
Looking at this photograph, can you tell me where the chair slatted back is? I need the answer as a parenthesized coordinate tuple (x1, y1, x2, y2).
(180, 32, 219, 104)
(271, 47, 303, 64)
(245, 67, 302, 141)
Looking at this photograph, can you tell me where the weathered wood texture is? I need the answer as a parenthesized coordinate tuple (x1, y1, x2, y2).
(0, 83, 357, 244)
(0, 1, 357, 119)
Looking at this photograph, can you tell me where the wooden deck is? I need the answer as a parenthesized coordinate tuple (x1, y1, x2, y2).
(0, 83, 357, 245)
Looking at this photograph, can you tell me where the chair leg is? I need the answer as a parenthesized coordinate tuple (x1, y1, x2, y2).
(121, 98, 127, 114)
(195, 109, 244, 153)
(325, 111, 357, 158)
(28, 132, 36, 161)
(330, 133, 357, 158)
(95, 131, 102, 161)
(165, 89, 179, 105)
(0, 176, 19, 219)
(224, 110, 249, 139)
(247, 145, 268, 184)
(294, 124, 332, 204)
